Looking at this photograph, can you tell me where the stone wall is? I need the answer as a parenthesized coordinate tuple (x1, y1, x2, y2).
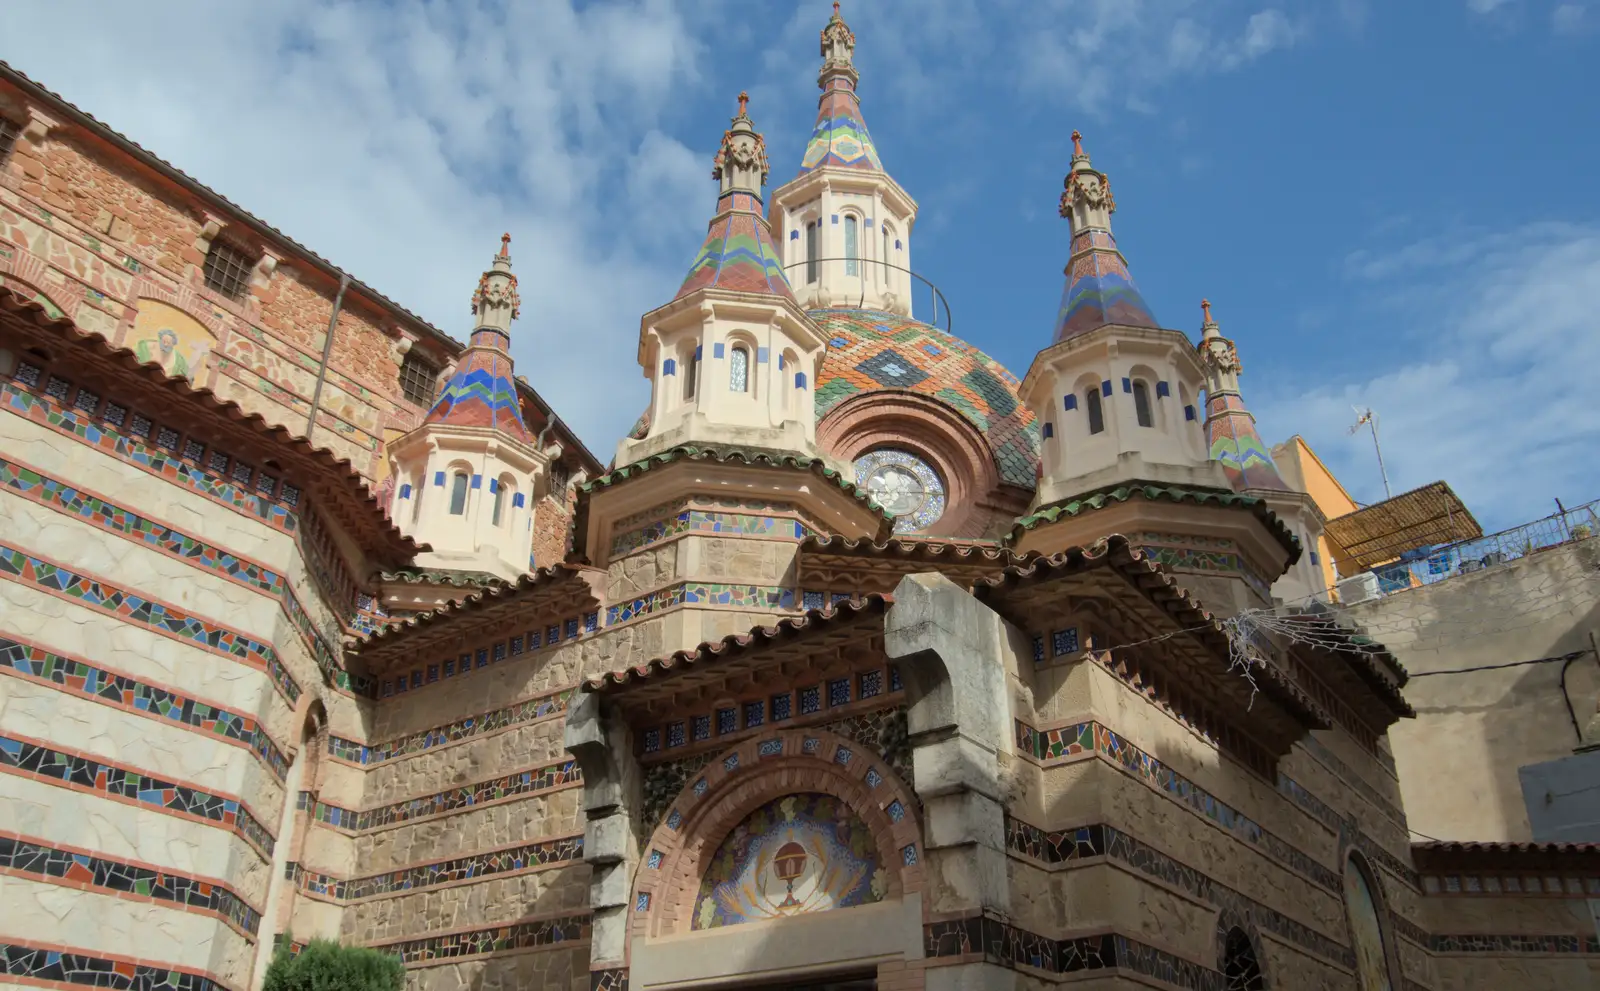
(1342, 537, 1600, 843)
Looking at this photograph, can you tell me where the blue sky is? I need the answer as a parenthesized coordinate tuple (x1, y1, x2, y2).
(3, 0, 1596, 531)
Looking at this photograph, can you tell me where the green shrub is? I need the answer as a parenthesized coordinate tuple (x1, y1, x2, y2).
(262, 937, 404, 991)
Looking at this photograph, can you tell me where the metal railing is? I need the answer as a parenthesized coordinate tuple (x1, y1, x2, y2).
(1359, 498, 1600, 594)
(779, 257, 954, 334)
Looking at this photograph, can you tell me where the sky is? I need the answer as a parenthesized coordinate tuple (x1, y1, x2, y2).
(2, 0, 1596, 532)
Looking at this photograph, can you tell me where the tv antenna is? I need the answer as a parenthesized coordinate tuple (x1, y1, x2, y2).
(1348, 406, 1392, 500)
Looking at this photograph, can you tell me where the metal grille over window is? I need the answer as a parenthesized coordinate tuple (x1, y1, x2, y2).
(399, 351, 440, 406)
(0, 118, 20, 162)
(201, 240, 256, 300)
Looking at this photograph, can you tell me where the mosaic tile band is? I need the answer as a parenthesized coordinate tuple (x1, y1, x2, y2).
(329, 686, 574, 766)
(369, 912, 590, 965)
(609, 505, 808, 558)
(290, 834, 583, 901)
(0, 834, 261, 937)
(607, 581, 796, 626)
(924, 915, 1222, 988)
(0, 634, 289, 781)
(0, 541, 302, 707)
(305, 759, 580, 832)
(0, 942, 222, 991)
(0, 733, 274, 858)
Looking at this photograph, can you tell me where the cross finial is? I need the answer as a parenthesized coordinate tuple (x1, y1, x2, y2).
(1071, 130, 1084, 156)
(737, 91, 749, 116)
(1201, 298, 1212, 323)
(499, 232, 511, 257)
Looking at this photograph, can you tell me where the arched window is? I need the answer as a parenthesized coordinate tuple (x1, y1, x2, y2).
(881, 224, 892, 283)
(491, 479, 510, 527)
(806, 221, 819, 284)
(1221, 928, 1265, 991)
(683, 347, 698, 401)
(448, 471, 469, 516)
(1085, 386, 1105, 435)
(730, 346, 750, 393)
(410, 475, 423, 523)
(844, 215, 859, 276)
(1133, 380, 1154, 428)
(1344, 855, 1394, 991)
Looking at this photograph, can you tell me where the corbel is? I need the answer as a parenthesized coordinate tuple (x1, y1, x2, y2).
(22, 106, 60, 144)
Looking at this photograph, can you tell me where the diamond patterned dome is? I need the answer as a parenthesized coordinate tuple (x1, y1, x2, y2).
(811, 309, 1040, 489)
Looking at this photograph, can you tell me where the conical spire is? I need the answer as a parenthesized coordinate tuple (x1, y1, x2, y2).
(1053, 131, 1159, 342)
(797, 3, 884, 174)
(423, 233, 533, 443)
(1198, 299, 1288, 492)
(675, 93, 792, 299)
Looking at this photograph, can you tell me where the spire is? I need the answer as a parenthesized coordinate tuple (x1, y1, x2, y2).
(423, 234, 532, 443)
(798, 2, 884, 174)
(1198, 299, 1288, 492)
(1052, 131, 1159, 342)
(676, 93, 792, 299)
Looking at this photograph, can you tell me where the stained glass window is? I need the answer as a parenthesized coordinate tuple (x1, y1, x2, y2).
(844, 215, 859, 276)
(730, 346, 750, 393)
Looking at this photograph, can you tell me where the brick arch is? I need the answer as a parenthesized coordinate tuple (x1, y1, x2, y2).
(629, 727, 925, 942)
(0, 245, 77, 326)
(127, 277, 229, 339)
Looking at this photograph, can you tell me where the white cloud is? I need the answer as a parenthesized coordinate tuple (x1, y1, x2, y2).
(1255, 223, 1600, 529)
(1467, 0, 1517, 12)
(1553, 3, 1589, 32)
(0, 0, 724, 459)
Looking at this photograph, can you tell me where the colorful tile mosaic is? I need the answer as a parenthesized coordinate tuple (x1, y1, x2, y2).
(0, 942, 221, 991)
(1016, 720, 1340, 892)
(923, 915, 1228, 988)
(0, 734, 273, 856)
(811, 309, 1040, 488)
(378, 626, 591, 701)
(798, 35, 884, 174)
(609, 503, 808, 557)
(1204, 387, 1289, 493)
(1430, 933, 1600, 954)
(308, 759, 579, 832)
(606, 582, 796, 626)
(676, 190, 793, 300)
(0, 635, 288, 781)
(330, 686, 573, 765)
(0, 835, 261, 935)
(373, 913, 590, 964)
(2, 371, 297, 533)
(1004, 818, 1354, 969)
(692, 793, 885, 930)
(0, 542, 302, 706)
(1053, 225, 1160, 342)
(292, 834, 582, 901)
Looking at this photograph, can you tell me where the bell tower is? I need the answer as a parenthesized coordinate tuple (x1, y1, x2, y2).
(769, 3, 918, 315)
(386, 234, 555, 581)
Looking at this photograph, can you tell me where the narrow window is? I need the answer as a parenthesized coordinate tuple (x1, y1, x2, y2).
(399, 350, 441, 406)
(882, 225, 891, 283)
(683, 349, 698, 400)
(491, 484, 505, 527)
(844, 215, 859, 276)
(0, 117, 20, 164)
(411, 480, 423, 523)
(1086, 388, 1105, 435)
(806, 222, 819, 284)
(730, 346, 750, 393)
(202, 239, 257, 300)
(448, 472, 468, 515)
(1221, 928, 1265, 991)
(1133, 380, 1153, 428)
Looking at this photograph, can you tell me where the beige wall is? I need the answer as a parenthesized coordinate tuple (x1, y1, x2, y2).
(1344, 538, 1600, 843)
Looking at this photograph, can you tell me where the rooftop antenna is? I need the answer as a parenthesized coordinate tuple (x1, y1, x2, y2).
(1349, 406, 1393, 500)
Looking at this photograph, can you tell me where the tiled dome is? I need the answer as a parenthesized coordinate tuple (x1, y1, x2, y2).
(811, 308, 1040, 489)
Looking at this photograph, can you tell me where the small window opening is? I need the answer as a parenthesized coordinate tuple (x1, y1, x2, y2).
(1221, 928, 1265, 991)
(491, 484, 505, 527)
(1133, 380, 1154, 428)
(0, 117, 20, 163)
(201, 239, 256, 300)
(448, 472, 468, 516)
(683, 349, 698, 400)
(806, 222, 819, 284)
(399, 351, 441, 407)
(1086, 387, 1105, 435)
(730, 346, 750, 393)
(844, 215, 859, 276)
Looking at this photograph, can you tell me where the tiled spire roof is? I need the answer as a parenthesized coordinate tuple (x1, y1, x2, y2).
(423, 234, 533, 444)
(1197, 300, 1289, 493)
(675, 93, 793, 300)
(797, 3, 884, 174)
(1053, 131, 1159, 342)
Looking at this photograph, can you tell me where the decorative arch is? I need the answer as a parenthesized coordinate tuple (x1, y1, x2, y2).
(817, 390, 1017, 538)
(1214, 919, 1267, 991)
(629, 727, 925, 943)
(1341, 847, 1402, 991)
(0, 248, 79, 328)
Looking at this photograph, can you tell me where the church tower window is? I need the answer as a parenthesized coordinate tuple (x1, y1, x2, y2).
(491, 479, 508, 527)
(730, 345, 750, 393)
(1133, 380, 1154, 428)
(448, 471, 469, 515)
(1086, 387, 1105, 435)
(202, 239, 256, 301)
(881, 224, 891, 282)
(806, 221, 819, 283)
(844, 215, 859, 276)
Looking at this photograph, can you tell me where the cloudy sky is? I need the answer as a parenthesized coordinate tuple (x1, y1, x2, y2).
(2, 0, 1595, 531)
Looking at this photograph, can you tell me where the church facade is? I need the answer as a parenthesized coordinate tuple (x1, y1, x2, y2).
(0, 7, 1596, 991)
